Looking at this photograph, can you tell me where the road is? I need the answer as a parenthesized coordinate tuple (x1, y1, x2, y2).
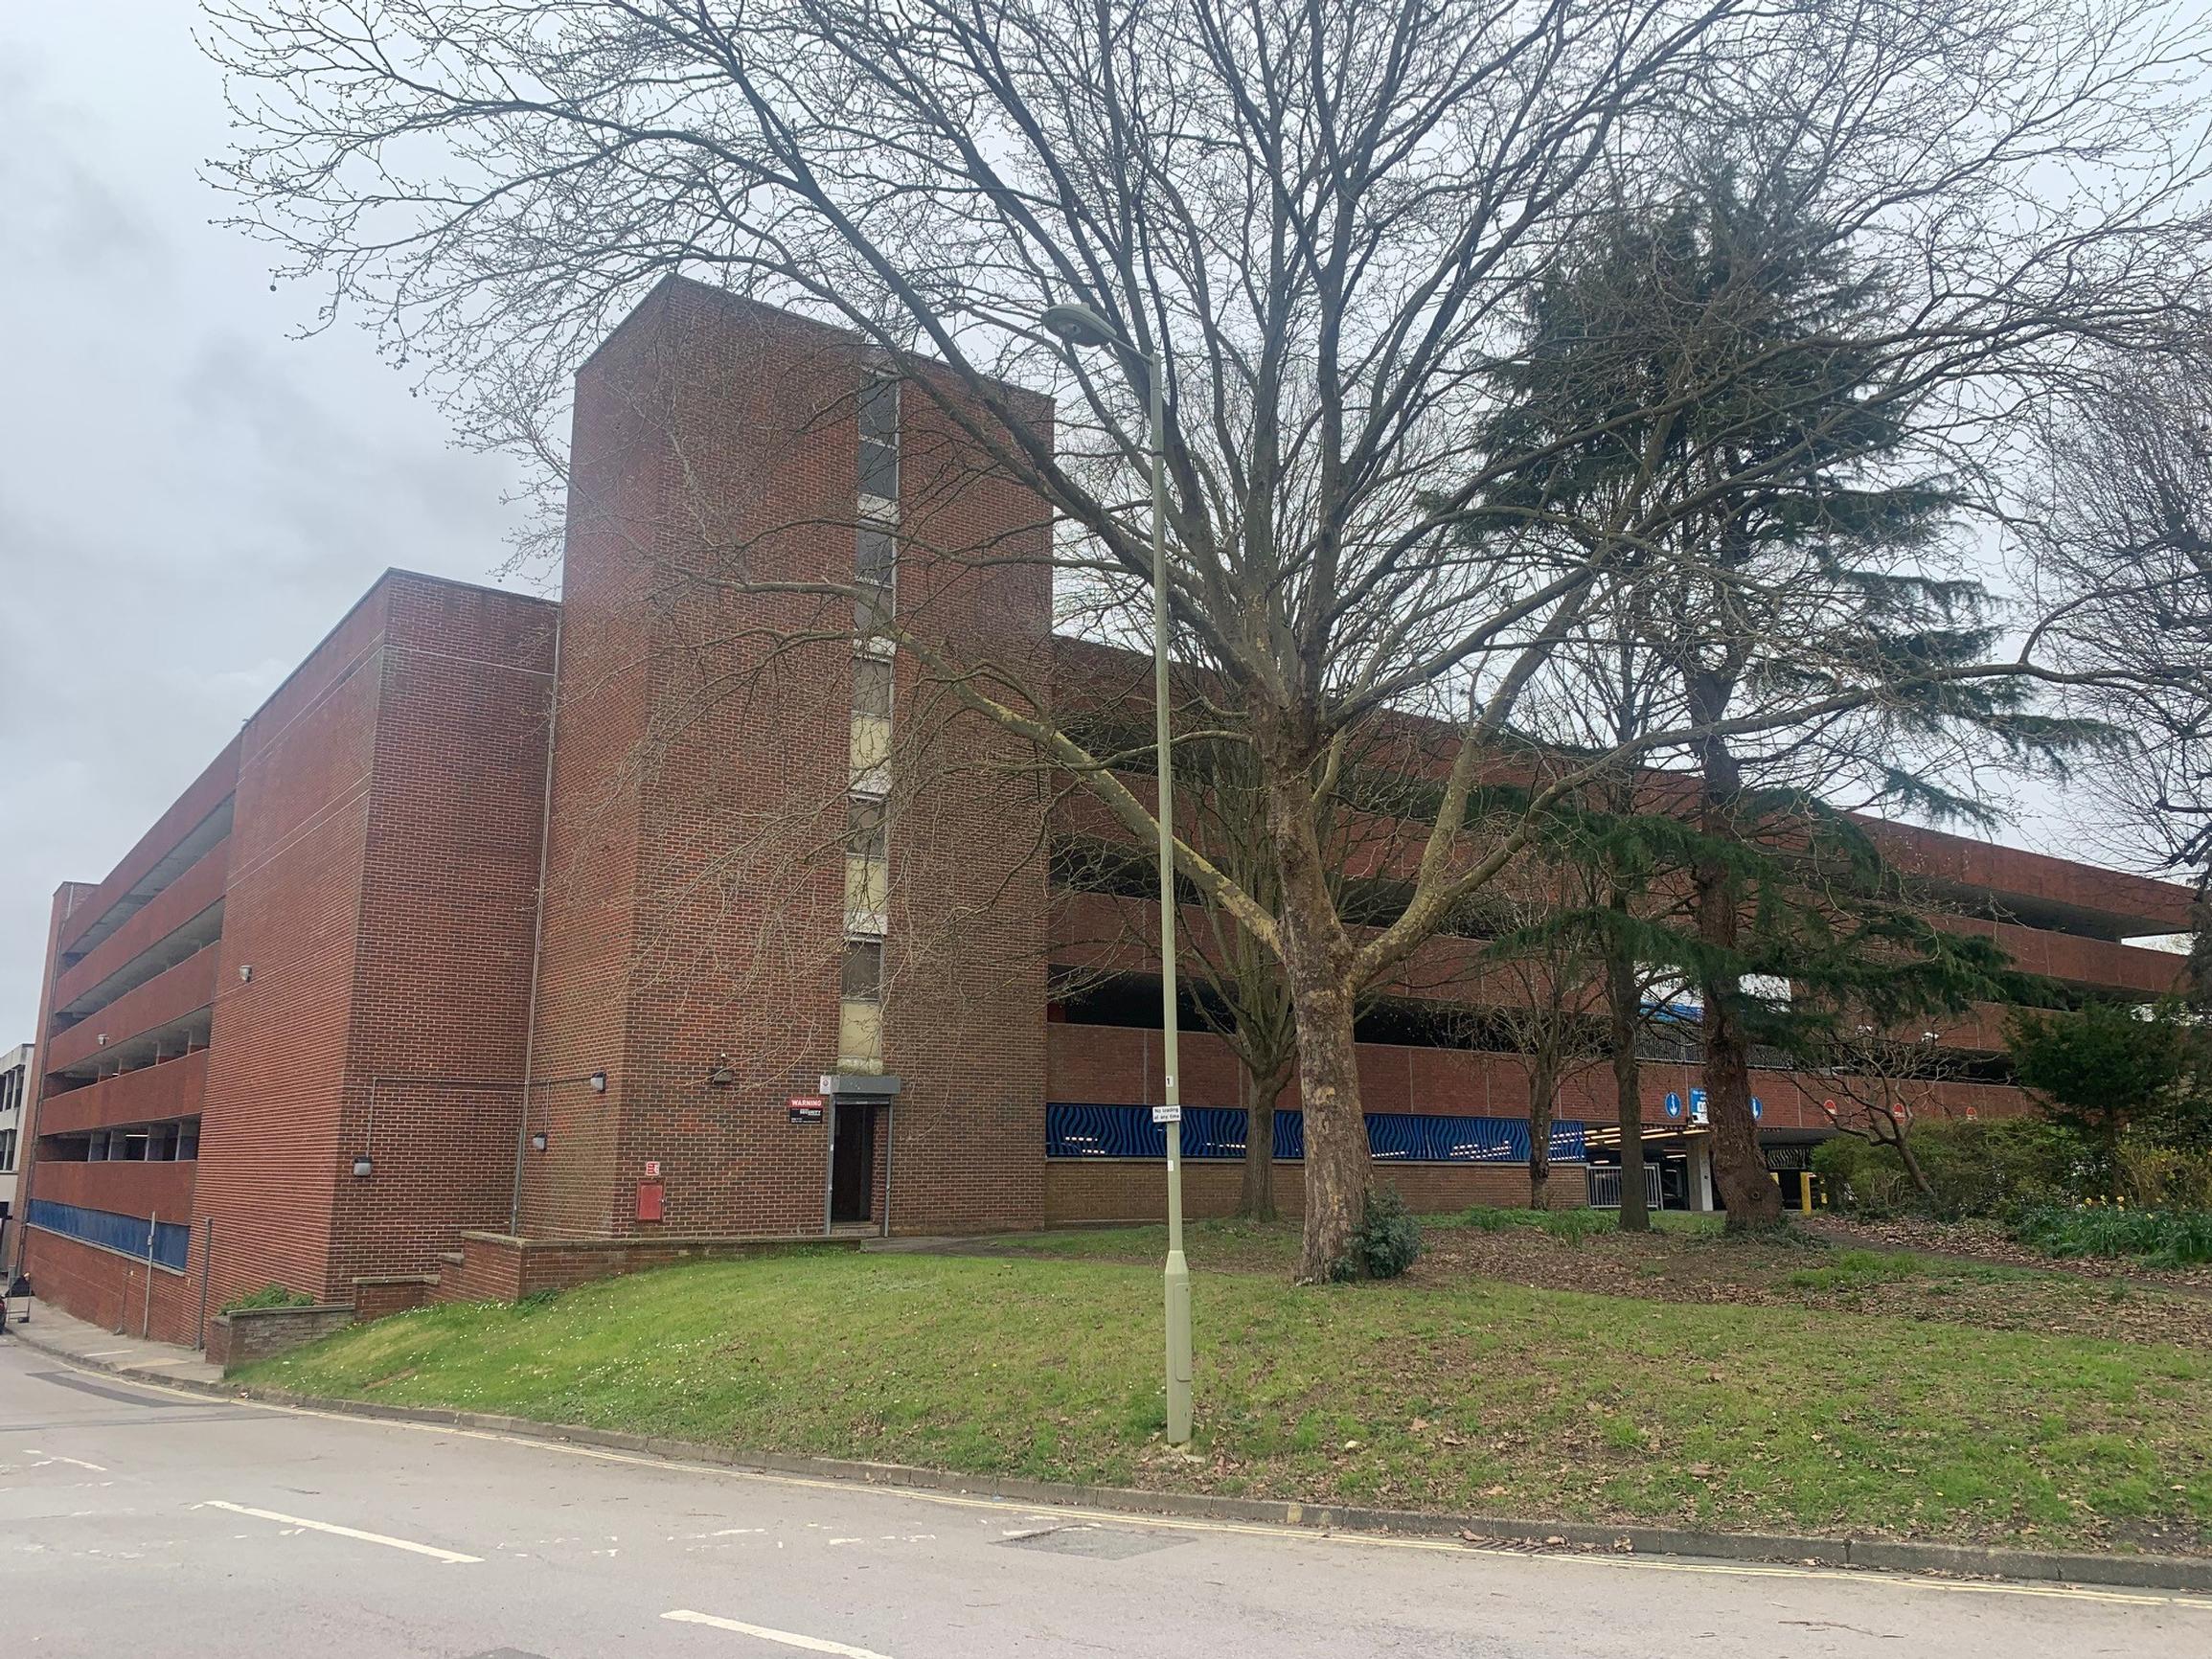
(0, 1338, 2204, 1658)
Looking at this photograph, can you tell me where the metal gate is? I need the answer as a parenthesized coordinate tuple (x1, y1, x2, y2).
(1585, 1165, 1664, 1210)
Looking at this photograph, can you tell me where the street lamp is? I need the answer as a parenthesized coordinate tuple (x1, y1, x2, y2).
(1039, 300, 1192, 1446)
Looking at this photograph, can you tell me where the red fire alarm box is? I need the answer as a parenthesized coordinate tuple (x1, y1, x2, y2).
(636, 1179, 665, 1222)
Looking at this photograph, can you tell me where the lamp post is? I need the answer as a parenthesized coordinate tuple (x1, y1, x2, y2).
(1040, 301, 1192, 1446)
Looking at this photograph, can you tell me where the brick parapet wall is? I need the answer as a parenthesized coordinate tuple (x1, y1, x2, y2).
(52, 742, 239, 965)
(51, 839, 230, 1015)
(34, 1050, 210, 1138)
(1045, 1020, 2037, 1137)
(433, 1229, 862, 1303)
(206, 1304, 356, 1374)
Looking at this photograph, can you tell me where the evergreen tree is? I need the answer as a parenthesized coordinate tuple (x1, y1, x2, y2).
(2008, 999, 2201, 1185)
(1477, 163, 2092, 1227)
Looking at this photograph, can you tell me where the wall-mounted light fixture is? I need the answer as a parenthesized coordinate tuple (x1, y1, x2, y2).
(589, 1070, 607, 1094)
(351, 1155, 374, 1178)
(530, 1132, 548, 1152)
(239, 964, 254, 983)
(706, 1054, 737, 1087)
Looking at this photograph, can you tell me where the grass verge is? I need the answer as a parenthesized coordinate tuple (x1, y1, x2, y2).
(244, 1246, 2212, 1555)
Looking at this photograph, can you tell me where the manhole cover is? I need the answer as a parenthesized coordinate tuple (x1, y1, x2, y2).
(997, 1524, 1185, 1560)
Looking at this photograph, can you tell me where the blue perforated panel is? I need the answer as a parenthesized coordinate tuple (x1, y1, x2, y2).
(28, 1199, 191, 1269)
(1046, 1104, 1584, 1165)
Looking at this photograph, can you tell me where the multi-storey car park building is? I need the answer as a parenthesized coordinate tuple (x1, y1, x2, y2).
(11, 280, 2194, 1346)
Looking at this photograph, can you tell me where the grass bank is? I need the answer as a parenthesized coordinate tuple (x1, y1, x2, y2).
(245, 1241, 2212, 1555)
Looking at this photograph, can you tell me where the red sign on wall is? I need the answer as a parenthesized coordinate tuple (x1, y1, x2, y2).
(788, 1095, 826, 1124)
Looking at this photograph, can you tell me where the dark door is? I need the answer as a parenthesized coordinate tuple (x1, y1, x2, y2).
(830, 1103, 875, 1223)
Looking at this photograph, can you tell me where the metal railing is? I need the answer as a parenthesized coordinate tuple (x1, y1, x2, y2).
(1586, 1165, 1665, 1210)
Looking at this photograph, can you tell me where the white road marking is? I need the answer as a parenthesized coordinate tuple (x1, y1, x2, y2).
(196, 1500, 482, 1563)
(663, 1609, 894, 1656)
(22, 1449, 108, 1471)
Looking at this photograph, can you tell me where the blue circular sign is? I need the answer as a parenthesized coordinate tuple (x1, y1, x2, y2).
(1751, 1097, 1764, 1122)
(1664, 1092, 1683, 1119)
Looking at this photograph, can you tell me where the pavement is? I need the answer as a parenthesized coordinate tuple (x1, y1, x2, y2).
(4, 1317, 2212, 1657)
(0, 1295, 224, 1387)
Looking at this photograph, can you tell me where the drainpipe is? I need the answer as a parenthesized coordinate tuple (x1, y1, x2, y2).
(509, 611, 563, 1236)
(141, 1213, 158, 1339)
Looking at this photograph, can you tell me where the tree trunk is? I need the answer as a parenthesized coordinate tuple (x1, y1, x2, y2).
(2189, 876, 2212, 1018)
(1606, 924, 1650, 1233)
(1527, 1051, 1560, 1211)
(1264, 767, 1370, 1282)
(1237, 1060, 1282, 1221)
(1690, 713, 1783, 1231)
(1895, 1134, 1934, 1204)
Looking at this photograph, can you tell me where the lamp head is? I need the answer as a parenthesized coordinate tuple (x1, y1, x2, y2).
(1039, 302, 1125, 352)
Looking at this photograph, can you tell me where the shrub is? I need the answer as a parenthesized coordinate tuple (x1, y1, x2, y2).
(2113, 1136, 2212, 1211)
(2008, 998, 2201, 1179)
(1811, 1135, 1916, 1217)
(1331, 1187, 1423, 1282)
(2010, 1202, 2212, 1268)
(1813, 1118, 2084, 1219)
(220, 1284, 315, 1313)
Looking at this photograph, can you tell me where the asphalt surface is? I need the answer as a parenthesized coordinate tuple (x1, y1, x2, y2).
(1, 1336, 2207, 1657)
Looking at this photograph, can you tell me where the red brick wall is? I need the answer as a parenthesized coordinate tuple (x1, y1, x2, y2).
(351, 1276, 436, 1320)
(194, 581, 389, 1312)
(21, 1228, 199, 1346)
(526, 279, 1055, 1240)
(604, 284, 852, 1239)
(518, 282, 669, 1239)
(873, 349, 1052, 1235)
(327, 575, 557, 1286)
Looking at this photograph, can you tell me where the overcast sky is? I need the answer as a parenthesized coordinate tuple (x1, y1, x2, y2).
(0, 7, 528, 1041)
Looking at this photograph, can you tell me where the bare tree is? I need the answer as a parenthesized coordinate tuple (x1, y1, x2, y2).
(1482, 870, 1609, 1208)
(2026, 353, 2212, 1002)
(207, 0, 2212, 1276)
(1820, 1028, 1978, 1207)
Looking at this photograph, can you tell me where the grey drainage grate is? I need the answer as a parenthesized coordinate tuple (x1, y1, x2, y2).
(996, 1524, 1187, 1560)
